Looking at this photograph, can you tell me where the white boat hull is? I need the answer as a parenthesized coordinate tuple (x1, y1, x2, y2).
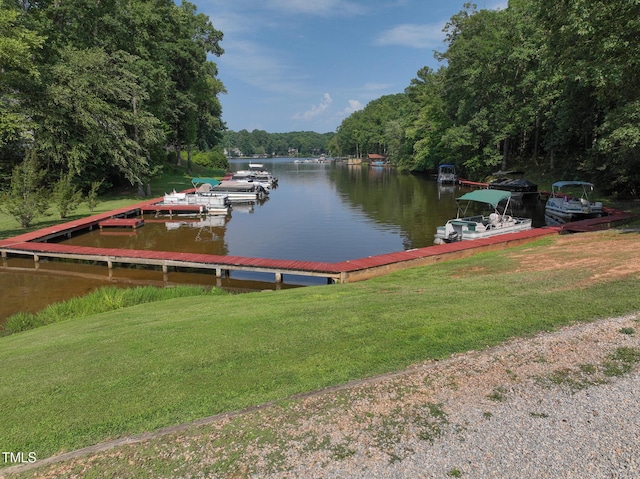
(162, 192, 231, 215)
(545, 200, 602, 222)
(212, 180, 269, 202)
(434, 215, 532, 244)
(544, 181, 603, 223)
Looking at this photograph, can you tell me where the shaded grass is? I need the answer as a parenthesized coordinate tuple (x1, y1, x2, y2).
(1, 243, 639, 461)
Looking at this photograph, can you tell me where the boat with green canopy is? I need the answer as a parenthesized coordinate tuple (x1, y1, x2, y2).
(158, 177, 231, 215)
(434, 189, 532, 244)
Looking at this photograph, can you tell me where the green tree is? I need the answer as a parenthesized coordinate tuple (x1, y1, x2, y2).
(437, 3, 544, 176)
(86, 180, 103, 212)
(5, 0, 225, 188)
(32, 47, 162, 185)
(404, 67, 451, 171)
(334, 94, 411, 164)
(0, 150, 49, 228)
(51, 173, 83, 218)
(0, 6, 44, 150)
(538, 0, 640, 195)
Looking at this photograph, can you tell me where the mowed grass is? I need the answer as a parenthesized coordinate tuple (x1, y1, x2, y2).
(1, 236, 639, 462)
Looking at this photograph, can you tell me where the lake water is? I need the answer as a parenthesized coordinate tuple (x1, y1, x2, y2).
(0, 159, 546, 321)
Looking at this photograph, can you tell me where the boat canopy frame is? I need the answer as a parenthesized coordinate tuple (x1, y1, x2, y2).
(551, 181, 594, 190)
(192, 177, 221, 188)
(455, 190, 513, 217)
(438, 164, 456, 172)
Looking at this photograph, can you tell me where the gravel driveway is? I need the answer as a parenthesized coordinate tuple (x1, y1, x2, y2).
(4, 313, 639, 479)
(258, 313, 640, 479)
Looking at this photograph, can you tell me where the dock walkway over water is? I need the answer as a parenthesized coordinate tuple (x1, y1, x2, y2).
(0, 197, 634, 285)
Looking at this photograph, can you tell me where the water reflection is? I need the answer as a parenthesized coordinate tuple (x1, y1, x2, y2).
(1, 159, 547, 322)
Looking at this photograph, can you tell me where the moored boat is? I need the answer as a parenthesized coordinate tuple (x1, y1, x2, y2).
(161, 190, 230, 216)
(232, 170, 278, 189)
(437, 164, 457, 184)
(434, 189, 532, 244)
(211, 180, 269, 202)
(544, 181, 603, 223)
(487, 170, 539, 203)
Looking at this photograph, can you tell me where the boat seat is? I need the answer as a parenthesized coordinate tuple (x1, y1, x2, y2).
(489, 213, 501, 225)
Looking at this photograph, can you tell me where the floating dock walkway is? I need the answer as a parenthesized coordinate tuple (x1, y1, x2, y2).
(98, 218, 144, 230)
(0, 197, 635, 285)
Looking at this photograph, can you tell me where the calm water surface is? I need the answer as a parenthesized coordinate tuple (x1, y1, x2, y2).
(0, 159, 545, 321)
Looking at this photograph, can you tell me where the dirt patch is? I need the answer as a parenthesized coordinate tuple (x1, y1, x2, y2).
(510, 230, 640, 282)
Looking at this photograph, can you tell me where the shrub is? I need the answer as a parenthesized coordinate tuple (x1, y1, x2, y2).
(192, 147, 229, 170)
(0, 151, 49, 227)
(52, 173, 83, 218)
(86, 180, 103, 212)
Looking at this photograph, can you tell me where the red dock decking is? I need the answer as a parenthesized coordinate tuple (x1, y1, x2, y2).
(558, 208, 636, 233)
(98, 218, 144, 229)
(457, 178, 488, 189)
(141, 204, 205, 214)
(0, 195, 635, 285)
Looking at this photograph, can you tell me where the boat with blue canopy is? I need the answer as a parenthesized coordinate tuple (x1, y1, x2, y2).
(544, 181, 603, 223)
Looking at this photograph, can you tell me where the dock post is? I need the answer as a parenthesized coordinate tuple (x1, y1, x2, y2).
(216, 268, 222, 278)
(275, 272, 282, 283)
(107, 258, 113, 269)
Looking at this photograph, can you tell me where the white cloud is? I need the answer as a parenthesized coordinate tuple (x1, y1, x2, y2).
(486, 1, 508, 11)
(342, 99, 363, 115)
(293, 93, 334, 120)
(375, 22, 446, 49)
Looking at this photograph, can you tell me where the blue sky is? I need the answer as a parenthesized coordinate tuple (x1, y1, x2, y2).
(196, 0, 506, 133)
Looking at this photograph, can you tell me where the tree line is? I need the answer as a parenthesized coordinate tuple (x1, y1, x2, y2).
(223, 130, 334, 158)
(3, 0, 639, 208)
(0, 0, 225, 194)
(332, 0, 640, 197)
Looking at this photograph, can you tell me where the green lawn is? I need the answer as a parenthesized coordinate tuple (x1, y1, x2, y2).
(1, 238, 639, 461)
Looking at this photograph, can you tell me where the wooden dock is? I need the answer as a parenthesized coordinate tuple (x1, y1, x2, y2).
(0, 226, 559, 284)
(558, 208, 636, 233)
(140, 204, 205, 216)
(98, 218, 144, 229)
(0, 196, 635, 285)
(457, 178, 488, 189)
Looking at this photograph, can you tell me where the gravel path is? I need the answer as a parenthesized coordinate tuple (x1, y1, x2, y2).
(257, 313, 640, 479)
(4, 313, 639, 478)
